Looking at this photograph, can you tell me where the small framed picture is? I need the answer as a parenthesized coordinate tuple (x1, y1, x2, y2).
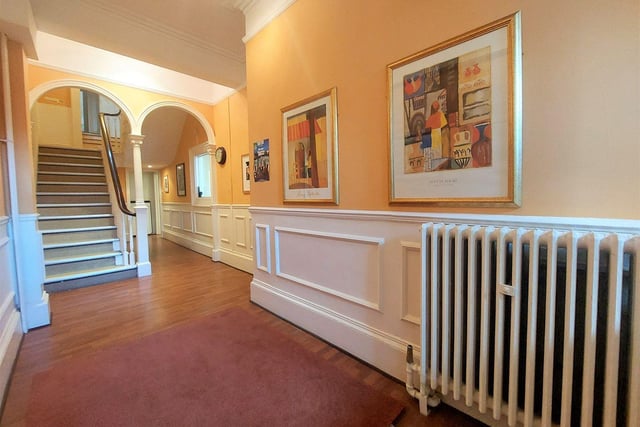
(163, 175, 169, 193)
(241, 153, 250, 193)
(176, 163, 186, 197)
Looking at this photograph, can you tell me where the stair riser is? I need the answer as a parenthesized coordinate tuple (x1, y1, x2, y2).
(38, 155, 103, 166)
(37, 183, 108, 192)
(45, 256, 119, 277)
(39, 147, 102, 157)
(37, 205, 113, 216)
(42, 229, 118, 245)
(37, 194, 111, 204)
(39, 217, 115, 230)
(38, 164, 105, 174)
(44, 242, 117, 259)
(37, 173, 106, 183)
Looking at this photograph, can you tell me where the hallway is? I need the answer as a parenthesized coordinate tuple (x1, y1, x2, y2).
(1, 237, 482, 427)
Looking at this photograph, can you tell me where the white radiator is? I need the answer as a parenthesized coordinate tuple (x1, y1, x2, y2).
(408, 221, 640, 427)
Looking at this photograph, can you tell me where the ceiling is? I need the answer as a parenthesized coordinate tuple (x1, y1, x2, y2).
(29, 0, 248, 89)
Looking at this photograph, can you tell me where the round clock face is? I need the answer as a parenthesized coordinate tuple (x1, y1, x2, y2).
(215, 147, 226, 164)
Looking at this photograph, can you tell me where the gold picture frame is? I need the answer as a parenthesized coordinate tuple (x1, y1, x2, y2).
(281, 88, 338, 204)
(388, 12, 522, 206)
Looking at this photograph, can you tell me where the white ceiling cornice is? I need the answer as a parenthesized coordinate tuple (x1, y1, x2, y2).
(241, 0, 297, 43)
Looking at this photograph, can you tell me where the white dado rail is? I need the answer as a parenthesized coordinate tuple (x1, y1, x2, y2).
(161, 202, 253, 273)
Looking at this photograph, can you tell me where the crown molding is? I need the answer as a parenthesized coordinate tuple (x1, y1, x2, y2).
(242, 0, 297, 43)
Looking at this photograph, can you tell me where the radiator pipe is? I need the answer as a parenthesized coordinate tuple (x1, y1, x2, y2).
(405, 345, 420, 398)
(405, 345, 441, 409)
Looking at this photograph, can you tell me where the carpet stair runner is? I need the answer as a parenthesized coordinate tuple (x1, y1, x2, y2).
(37, 145, 137, 292)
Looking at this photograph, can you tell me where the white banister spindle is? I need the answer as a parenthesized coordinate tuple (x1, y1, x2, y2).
(441, 225, 453, 396)
(465, 226, 480, 407)
(478, 226, 493, 413)
(629, 237, 640, 427)
(507, 229, 524, 426)
(430, 224, 441, 390)
(493, 228, 508, 420)
(453, 225, 466, 400)
(540, 231, 559, 427)
(561, 232, 579, 427)
(581, 233, 601, 427)
(523, 230, 542, 426)
(128, 215, 135, 265)
(602, 234, 624, 426)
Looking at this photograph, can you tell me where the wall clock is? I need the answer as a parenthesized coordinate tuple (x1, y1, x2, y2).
(215, 146, 226, 164)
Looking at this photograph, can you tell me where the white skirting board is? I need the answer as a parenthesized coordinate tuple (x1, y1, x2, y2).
(0, 296, 22, 407)
(251, 279, 410, 381)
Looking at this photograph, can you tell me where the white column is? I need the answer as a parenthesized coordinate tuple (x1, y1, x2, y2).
(128, 134, 151, 276)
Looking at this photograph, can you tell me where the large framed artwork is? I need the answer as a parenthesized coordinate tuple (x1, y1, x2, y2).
(281, 88, 338, 204)
(388, 12, 522, 205)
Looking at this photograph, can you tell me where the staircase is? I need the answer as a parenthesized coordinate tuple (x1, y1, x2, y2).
(36, 145, 137, 292)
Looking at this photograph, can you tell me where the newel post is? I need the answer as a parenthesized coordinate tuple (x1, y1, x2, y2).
(129, 134, 151, 276)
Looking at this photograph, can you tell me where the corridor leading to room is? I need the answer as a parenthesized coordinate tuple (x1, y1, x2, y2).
(1, 236, 483, 427)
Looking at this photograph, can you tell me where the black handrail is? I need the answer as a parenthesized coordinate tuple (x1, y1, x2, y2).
(99, 111, 136, 217)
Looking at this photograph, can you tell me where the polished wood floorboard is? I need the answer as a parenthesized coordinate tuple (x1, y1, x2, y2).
(1, 236, 484, 427)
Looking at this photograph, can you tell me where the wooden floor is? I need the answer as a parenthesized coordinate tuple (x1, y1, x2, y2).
(1, 236, 485, 427)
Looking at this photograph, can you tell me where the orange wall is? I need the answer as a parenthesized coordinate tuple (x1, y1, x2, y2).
(161, 114, 206, 203)
(9, 40, 36, 214)
(246, 0, 640, 219)
(213, 89, 249, 204)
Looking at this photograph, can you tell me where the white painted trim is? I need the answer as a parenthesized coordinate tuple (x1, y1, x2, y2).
(273, 226, 384, 311)
(0, 298, 21, 407)
(255, 223, 271, 273)
(250, 206, 640, 234)
(250, 278, 418, 381)
(136, 102, 216, 144)
(163, 228, 214, 257)
(242, 0, 298, 43)
(400, 241, 421, 325)
(219, 248, 253, 273)
(29, 79, 136, 130)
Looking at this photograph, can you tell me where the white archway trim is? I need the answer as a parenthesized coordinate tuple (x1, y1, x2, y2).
(136, 101, 215, 145)
(29, 79, 136, 130)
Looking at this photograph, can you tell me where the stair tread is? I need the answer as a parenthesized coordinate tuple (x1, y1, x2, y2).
(37, 203, 112, 207)
(39, 153, 102, 160)
(41, 225, 117, 234)
(38, 171, 106, 176)
(39, 214, 114, 220)
(37, 181, 107, 185)
(45, 251, 122, 265)
(38, 162, 103, 168)
(43, 238, 119, 249)
(37, 192, 110, 196)
(39, 145, 101, 153)
(44, 265, 136, 283)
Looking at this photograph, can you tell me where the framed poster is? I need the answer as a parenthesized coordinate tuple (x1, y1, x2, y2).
(253, 139, 270, 182)
(281, 88, 338, 204)
(241, 153, 250, 193)
(176, 163, 186, 196)
(388, 12, 521, 205)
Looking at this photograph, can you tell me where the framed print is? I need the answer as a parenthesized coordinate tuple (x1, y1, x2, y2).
(241, 153, 250, 193)
(253, 139, 270, 182)
(282, 87, 338, 204)
(163, 174, 169, 193)
(176, 163, 186, 196)
(388, 12, 522, 205)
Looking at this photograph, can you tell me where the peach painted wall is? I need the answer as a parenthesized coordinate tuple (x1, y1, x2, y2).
(161, 114, 206, 203)
(246, 0, 640, 219)
(9, 40, 36, 214)
(212, 88, 249, 205)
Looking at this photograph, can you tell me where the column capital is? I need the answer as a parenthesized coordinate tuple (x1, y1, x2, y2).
(128, 134, 145, 146)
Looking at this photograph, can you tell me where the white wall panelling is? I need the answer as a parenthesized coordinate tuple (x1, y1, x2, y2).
(0, 217, 23, 406)
(274, 226, 384, 311)
(255, 223, 271, 273)
(400, 241, 421, 325)
(218, 205, 253, 273)
(161, 202, 252, 273)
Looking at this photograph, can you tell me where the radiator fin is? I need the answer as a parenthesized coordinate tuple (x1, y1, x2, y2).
(420, 223, 638, 427)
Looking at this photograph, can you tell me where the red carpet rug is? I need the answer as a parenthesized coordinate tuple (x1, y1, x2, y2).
(26, 308, 404, 426)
